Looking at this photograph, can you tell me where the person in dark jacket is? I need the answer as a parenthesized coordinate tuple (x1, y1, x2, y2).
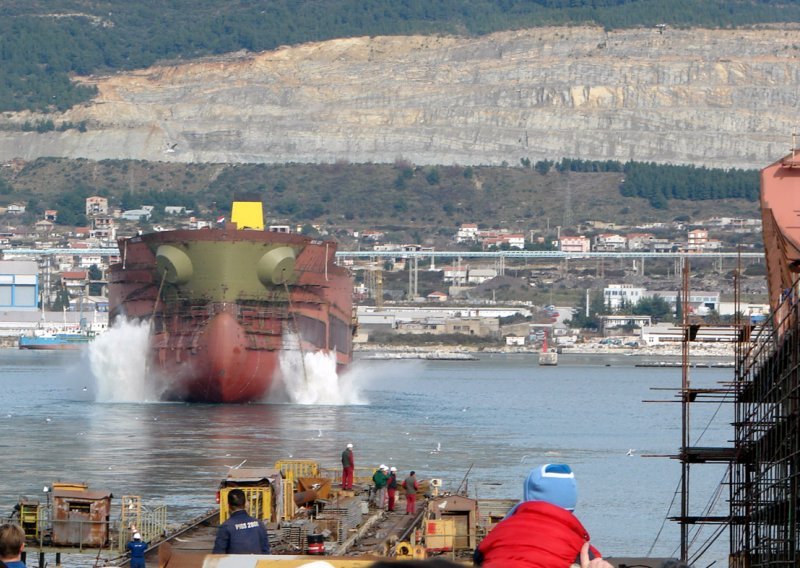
(212, 489, 270, 555)
(127, 531, 148, 568)
(372, 465, 389, 508)
(342, 443, 355, 490)
(387, 467, 399, 512)
(401, 471, 419, 515)
(473, 464, 610, 568)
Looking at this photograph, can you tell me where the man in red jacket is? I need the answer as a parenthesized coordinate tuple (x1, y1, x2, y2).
(402, 471, 419, 515)
(341, 443, 355, 490)
(474, 463, 610, 568)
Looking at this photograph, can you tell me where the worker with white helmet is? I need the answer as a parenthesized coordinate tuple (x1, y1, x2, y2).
(372, 464, 389, 509)
(127, 527, 148, 568)
(341, 443, 355, 490)
(387, 466, 399, 512)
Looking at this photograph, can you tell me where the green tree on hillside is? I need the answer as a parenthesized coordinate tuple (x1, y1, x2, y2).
(633, 294, 673, 322)
(566, 289, 607, 330)
(5, 0, 800, 112)
(51, 285, 71, 311)
(88, 264, 104, 296)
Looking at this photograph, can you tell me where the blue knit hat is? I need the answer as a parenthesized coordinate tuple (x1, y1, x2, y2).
(522, 464, 577, 511)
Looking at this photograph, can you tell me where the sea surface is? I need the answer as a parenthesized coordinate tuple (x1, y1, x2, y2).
(0, 345, 733, 566)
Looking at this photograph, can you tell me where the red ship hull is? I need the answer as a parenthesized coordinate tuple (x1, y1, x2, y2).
(107, 227, 354, 403)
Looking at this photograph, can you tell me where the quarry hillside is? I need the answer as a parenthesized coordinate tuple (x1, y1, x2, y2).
(1, 25, 799, 170)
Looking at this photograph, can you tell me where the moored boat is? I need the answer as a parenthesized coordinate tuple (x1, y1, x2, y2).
(19, 317, 100, 350)
(106, 201, 354, 403)
(18, 329, 95, 350)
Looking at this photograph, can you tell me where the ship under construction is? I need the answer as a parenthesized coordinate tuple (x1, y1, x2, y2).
(107, 200, 354, 403)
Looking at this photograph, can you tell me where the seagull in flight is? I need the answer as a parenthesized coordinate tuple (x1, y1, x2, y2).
(626, 449, 636, 456)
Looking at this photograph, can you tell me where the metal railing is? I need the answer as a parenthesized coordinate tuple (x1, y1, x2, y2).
(118, 495, 168, 551)
(2, 247, 765, 261)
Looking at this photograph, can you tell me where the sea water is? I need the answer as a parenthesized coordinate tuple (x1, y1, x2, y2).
(0, 347, 732, 565)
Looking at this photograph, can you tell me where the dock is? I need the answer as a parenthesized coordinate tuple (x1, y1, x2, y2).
(110, 491, 430, 567)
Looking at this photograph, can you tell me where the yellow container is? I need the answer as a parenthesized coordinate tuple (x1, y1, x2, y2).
(424, 518, 455, 552)
(220, 486, 272, 523)
(275, 459, 319, 480)
(19, 500, 41, 540)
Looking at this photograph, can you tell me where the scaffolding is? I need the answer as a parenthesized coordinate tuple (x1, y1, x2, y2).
(642, 258, 742, 565)
(729, 277, 800, 567)
(676, 260, 800, 566)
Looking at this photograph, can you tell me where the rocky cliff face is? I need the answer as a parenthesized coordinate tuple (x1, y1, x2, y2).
(1, 25, 799, 169)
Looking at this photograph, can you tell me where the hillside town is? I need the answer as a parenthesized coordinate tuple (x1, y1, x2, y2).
(0, 194, 767, 353)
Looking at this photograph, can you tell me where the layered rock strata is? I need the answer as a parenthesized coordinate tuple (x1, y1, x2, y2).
(1, 25, 799, 169)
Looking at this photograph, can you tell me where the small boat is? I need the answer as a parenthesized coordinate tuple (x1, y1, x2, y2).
(19, 317, 98, 350)
(19, 328, 95, 350)
(362, 351, 478, 361)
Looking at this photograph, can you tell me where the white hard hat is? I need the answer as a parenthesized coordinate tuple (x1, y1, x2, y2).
(379, 464, 387, 470)
(346, 443, 353, 448)
(390, 466, 397, 472)
(133, 532, 141, 540)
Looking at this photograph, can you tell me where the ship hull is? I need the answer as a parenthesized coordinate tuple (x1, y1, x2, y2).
(108, 227, 354, 403)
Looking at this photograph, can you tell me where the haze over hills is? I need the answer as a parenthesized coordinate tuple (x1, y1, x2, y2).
(1, 24, 800, 171)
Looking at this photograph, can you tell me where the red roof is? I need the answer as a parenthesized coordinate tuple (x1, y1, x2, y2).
(61, 271, 88, 280)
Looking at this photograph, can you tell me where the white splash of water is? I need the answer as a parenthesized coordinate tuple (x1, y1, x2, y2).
(88, 318, 156, 402)
(272, 333, 367, 405)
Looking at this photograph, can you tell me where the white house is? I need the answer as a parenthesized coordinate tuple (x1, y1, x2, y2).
(467, 268, 498, 284)
(626, 233, 655, 250)
(362, 230, 385, 241)
(121, 209, 152, 221)
(477, 230, 525, 250)
(649, 239, 676, 253)
(594, 233, 627, 251)
(78, 254, 103, 268)
(646, 290, 720, 313)
(7, 203, 25, 215)
(455, 223, 479, 243)
(85, 196, 108, 216)
(604, 284, 646, 310)
(505, 335, 526, 346)
(443, 265, 468, 285)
